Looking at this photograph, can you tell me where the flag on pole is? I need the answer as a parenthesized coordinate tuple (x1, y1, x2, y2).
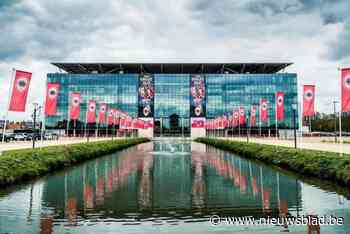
(107, 109, 115, 125)
(341, 68, 350, 112)
(69, 92, 81, 120)
(232, 110, 239, 127)
(250, 105, 257, 127)
(276, 91, 285, 121)
(260, 99, 268, 122)
(114, 109, 120, 126)
(86, 100, 96, 123)
(9, 70, 32, 112)
(44, 83, 60, 116)
(98, 103, 107, 124)
(239, 106, 246, 125)
(303, 85, 315, 117)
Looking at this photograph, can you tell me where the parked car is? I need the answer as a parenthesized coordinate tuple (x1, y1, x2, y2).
(14, 133, 27, 141)
(0, 133, 12, 142)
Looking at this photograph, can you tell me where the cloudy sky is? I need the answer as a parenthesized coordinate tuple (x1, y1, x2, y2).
(1, 0, 350, 120)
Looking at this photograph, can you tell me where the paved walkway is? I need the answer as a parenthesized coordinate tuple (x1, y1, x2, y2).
(216, 136, 350, 154)
(0, 137, 128, 153)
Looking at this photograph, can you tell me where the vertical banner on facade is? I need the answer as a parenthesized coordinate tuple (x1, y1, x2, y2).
(98, 103, 107, 124)
(276, 91, 285, 121)
(9, 70, 32, 112)
(190, 74, 206, 117)
(239, 106, 246, 125)
(303, 85, 315, 117)
(250, 106, 257, 127)
(341, 68, 350, 112)
(69, 92, 81, 120)
(138, 74, 154, 118)
(45, 83, 60, 116)
(260, 99, 268, 122)
(86, 100, 96, 123)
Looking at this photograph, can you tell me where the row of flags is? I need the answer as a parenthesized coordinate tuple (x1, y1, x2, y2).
(5, 68, 350, 125)
(68, 92, 153, 129)
(205, 92, 286, 129)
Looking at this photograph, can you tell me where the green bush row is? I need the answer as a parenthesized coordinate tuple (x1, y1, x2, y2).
(0, 138, 150, 186)
(195, 138, 350, 186)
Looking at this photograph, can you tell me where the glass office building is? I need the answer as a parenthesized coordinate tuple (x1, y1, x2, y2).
(46, 63, 298, 136)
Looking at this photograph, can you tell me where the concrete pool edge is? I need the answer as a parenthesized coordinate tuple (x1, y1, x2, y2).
(195, 137, 350, 187)
(0, 138, 150, 186)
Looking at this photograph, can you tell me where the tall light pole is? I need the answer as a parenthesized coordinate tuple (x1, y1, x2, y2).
(292, 103, 297, 149)
(32, 103, 42, 149)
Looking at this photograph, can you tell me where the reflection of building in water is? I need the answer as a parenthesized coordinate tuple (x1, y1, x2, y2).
(41, 142, 301, 220)
(138, 153, 153, 210)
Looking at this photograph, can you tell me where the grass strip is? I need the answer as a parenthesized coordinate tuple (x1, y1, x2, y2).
(195, 137, 350, 186)
(0, 138, 150, 186)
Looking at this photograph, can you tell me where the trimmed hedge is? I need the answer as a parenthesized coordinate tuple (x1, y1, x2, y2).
(0, 138, 150, 186)
(195, 138, 350, 186)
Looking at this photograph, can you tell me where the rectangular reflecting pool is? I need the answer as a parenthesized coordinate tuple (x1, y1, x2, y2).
(0, 140, 349, 233)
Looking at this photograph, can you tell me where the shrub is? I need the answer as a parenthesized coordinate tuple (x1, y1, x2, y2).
(195, 137, 350, 186)
(0, 138, 149, 186)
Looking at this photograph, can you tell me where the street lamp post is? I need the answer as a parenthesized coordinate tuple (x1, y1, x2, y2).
(32, 103, 42, 149)
(292, 103, 297, 149)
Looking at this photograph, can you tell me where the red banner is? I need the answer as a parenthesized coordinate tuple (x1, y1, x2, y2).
(341, 68, 350, 112)
(9, 70, 32, 112)
(239, 107, 245, 125)
(98, 103, 107, 124)
(69, 92, 81, 120)
(303, 85, 315, 117)
(191, 118, 205, 128)
(260, 99, 268, 122)
(250, 106, 257, 127)
(107, 109, 115, 125)
(276, 91, 285, 121)
(86, 100, 96, 123)
(232, 110, 239, 127)
(44, 83, 60, 116)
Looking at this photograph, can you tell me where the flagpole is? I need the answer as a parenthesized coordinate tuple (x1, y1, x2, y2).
(2, 68, 15, 144)
(238, 108, 241, 139)
(339, 67, 343, 143)
(66, 99, 70, 137)
(259, 101, 262, 137)
(275, 93, 278, 140)
(41, 76, 48, 146)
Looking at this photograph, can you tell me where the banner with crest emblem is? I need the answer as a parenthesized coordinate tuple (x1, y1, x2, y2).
(190, 74, 206, 117)
(138, 74, 154, 118)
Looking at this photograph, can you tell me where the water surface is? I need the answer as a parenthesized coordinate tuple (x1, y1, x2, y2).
(0, 140, 349, 233)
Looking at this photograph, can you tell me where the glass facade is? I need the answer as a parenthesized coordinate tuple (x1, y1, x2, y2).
(46, 73, 298, 130)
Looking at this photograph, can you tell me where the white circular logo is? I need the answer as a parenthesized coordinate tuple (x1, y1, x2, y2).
(194, 106, 202, 116)
(240, 109, 244, 116)
(261, 103, 267, 110)
(100, 105, 106, 112)
(16, 78, 28, 92)
(304, 90, 313, 101)
(72, 97, 80, 106)
(344, 76, 350, 90)
(277, 96, 284, 106)
(48, 87, 58, 99)
(143, 106, 150, 116)
(89, 103, 96, 112)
